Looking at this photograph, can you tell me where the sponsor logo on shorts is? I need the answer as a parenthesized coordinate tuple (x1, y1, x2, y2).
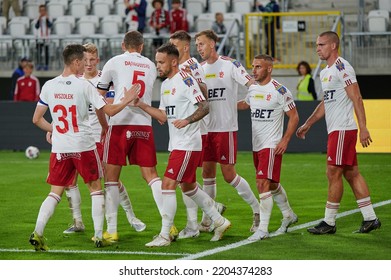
(56, 153, 81, 161)
(126, 130, 151, 140)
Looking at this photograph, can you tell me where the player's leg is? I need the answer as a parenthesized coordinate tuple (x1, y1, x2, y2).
(145, 176, 177, 247)
(63, 173, 85, 234)
(118, 180, 146, 232)
(182, 182, 231, 242)
(344, 165, 381, 233)
(104, 164, 121, 240)
(179, 181, 201, 239)
(199, 160, 218, 231)
(271, 183, 298, 234)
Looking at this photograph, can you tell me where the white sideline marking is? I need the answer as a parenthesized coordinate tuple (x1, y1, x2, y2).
(0, 248, 188, 256)
(178, 199, 391, 260)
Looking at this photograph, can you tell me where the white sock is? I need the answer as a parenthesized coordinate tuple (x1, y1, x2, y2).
(91, 190, 105, 239)
(160, 190, 177, 239)
(186, 185, 224, 226)
(201, 178, 216, 224)
(104, 182, 120, 234)
(34, 192, 61, 236)
(230, 174, 259, 214)
(324, 201, 340, 226)
(357, 197, 377, 221)
(149, 178, 163, 216)
(65, 185, 83, 224)
(181, 187, 199, 231)
(259, 192, 273, 233)
(119, 182, 136, 221)
(271, 183, 293, 218)
(203, 177, 216, 199)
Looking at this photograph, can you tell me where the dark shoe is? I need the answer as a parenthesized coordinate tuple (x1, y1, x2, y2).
(355, 218, 381, 233)
(307, 221, 336, 234)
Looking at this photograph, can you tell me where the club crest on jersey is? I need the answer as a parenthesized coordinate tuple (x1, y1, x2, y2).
(189, 63, 198, 70)
(336, 60, 345, 71)
(172, 88, 176, 95)
(232, 60, 242, 68)
(266, 94, 272, 101)
(219, 71, 224, 78)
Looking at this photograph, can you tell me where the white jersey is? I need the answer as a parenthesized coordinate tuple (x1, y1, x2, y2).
(202, 56, 252, 132)
(320, 57, 358, 133)
(38, 74, 107, 153)
(180, 57, 208, 135)
(97, 51, 157, 126)
(83, 71, 106, 143)
(158, 70, 205, 152)
(245, 79, 296, 151)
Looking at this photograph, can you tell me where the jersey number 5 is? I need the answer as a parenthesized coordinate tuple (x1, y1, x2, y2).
(132, 71, 146, 98)
(53, 104, 79, 133)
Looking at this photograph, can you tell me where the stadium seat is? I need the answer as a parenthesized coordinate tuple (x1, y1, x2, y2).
(209, 0, 229, 14)
(379, 0, 391, 13)
(232, 0, 253, 14)
(101, 15, 123, 36)
(367, 10, 389, 32)
(186, 1, 205, 18)
(8, 16, 30, 36)
(53, 16, 76, 36)
(195, 13, 214, 32)
(23, 1, 43, 20)
(69, 0, 90, 19)
(47, 2, 66, 18)
(115, 1, 127, 18)
(92, 0, 111, 18)
(77, 15, 99, 36)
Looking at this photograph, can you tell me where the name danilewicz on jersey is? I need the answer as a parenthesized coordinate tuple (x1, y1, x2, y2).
(251, 108, 274, 122)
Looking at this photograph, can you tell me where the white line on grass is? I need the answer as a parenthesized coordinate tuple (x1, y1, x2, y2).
(0, 248, 188, 256)
(178, 199, 391, 260)
(1, 200, 388, 258)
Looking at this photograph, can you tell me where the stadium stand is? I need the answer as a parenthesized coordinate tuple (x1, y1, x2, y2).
(209, 0, 229, 14)
(77, 15, 99, 36)
(186, 1, 205, 17)
(8, 16, 30, 36)
(92, 0, 111, 18)
(232, 0, 254, 14)
(47, 1, 66, 18)
(367, 9, 389, 32)
(69, 0, 90, 19)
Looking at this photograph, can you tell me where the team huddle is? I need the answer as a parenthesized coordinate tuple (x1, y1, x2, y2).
(29, 30, 381, 251)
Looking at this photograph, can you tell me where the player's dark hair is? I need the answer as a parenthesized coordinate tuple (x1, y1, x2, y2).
(157, 43, 179, 59)
(170, 30, 191, 43)
(62, 44, 86, 66)
(124, 30, 144, 49)
(254, 54, 274, 63)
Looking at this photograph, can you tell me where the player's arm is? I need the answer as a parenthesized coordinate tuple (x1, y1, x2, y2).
(101, 84, 140, 116)
(173, 100, 209, 129)
(275, 107, 299, 155)
(237, 99, 250, 110)
(133, 99, 167, 124)
(296, 100, 325, 139)
(346, 83, 372, 147)
(32, 104, 52, 132)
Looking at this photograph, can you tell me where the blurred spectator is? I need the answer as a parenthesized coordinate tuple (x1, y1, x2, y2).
(256, 0, 280, 59)
(34, 4, 52, 71)
(170, 0, 188, 33)
(14, 61, 40, 102)
(211, 12, 227, 55)
(2, 0, 21, 22)
(149, 0, 170, 49)
(9, 57, 29, 100)
(296, 61, 317, 100)
(124, 0, 147, 33)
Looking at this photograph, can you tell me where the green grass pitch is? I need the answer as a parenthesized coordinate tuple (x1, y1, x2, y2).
(0, 150, 390, 260)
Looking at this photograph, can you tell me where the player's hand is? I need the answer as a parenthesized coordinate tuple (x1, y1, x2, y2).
(123, 84, 141, 104)
(46, 131, 52, 144)
(275, 139, 288, 155)
(296, 123, 310, 139)
(360, 128, 372, 148)
(172, 119, 189, 129)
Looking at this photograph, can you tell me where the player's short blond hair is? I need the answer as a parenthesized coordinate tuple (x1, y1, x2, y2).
(83, 42, 99, 56)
